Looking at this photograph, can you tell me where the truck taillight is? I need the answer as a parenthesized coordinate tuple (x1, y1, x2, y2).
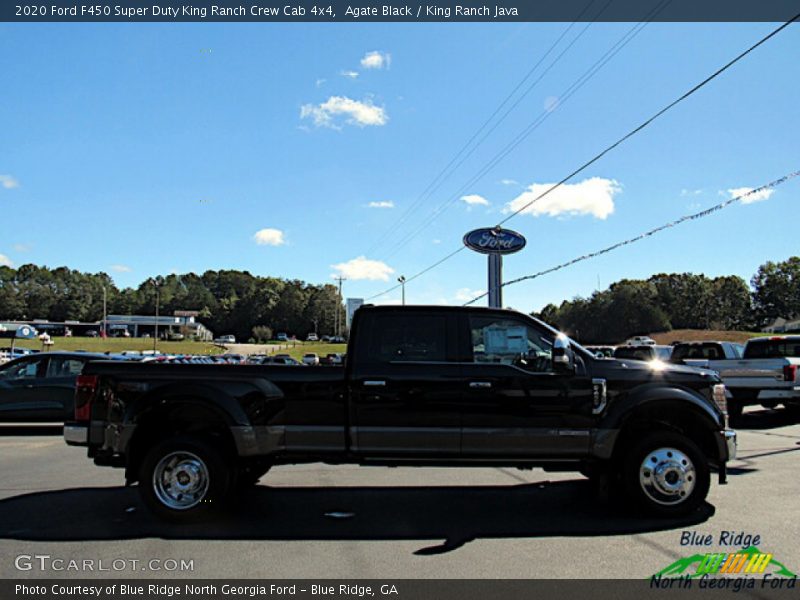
(784, 364, 797, 382)
(74, 374, 99, 421)
(712, 384, 728, 417)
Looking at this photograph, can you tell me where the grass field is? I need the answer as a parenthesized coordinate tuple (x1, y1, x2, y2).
(7, 337, 349, 359)
(262, 342, 347, 361)
(9, 337, 222, 355)
(649, 329, 772, 345)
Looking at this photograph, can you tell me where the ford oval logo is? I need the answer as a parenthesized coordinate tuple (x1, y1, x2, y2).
(463, 227, 527, 255)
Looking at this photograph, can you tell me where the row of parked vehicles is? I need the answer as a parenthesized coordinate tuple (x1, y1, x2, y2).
(586, 335, 800, 420)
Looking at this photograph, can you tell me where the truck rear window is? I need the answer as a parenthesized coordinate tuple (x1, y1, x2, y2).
(365, 314, 447, 363)
(744, 340, 800, 359)
(671, 343, 724, 361)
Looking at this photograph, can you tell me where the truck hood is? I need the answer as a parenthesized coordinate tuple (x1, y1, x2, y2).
(590, 357, 721, 386)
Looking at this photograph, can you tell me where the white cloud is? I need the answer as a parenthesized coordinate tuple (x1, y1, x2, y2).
(461, 194, 490, 206)
(253, 228, 286, 246)
(0, 175, 20, 189)
(499, 178, 519, 186)
(360, 51, 391, 70)
(367, 201, 394, 209)
(680, 188, 703, 197)
(315, 78, 326, 88)
(432, 239, 441, 245)
(728, 186, 775, 205)
(504, 177, 620, 220)
(331, 256, 394, 281)
(13, 243, 30, 252)
(455, 288, 483, 302)
(341, 70, 359, 79)
(110, 264, 131, 273)
(543, 96, 559, 112)
(300, 96, 388, 129)
(0, 254, 13, 267)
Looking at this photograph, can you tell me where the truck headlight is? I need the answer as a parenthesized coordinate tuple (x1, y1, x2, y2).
(712, 384, 728, 423)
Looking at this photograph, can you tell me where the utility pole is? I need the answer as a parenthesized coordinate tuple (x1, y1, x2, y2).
(398, 275, 406, 305)
(333, 276, 346, 337)
(102, 286, 107, 338)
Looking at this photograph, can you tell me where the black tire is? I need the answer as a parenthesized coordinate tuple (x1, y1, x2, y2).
(622, 431, 710, 518)
(138, 435, 233, 522)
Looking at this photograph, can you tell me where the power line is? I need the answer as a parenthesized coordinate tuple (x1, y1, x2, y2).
(497, 12, 800, 226)
(364, 0, 608, 256)
(365, 246, 466, 301)
(383, 2, 668, 258)
(363, 14, 799, 302)
(463, 169, 800, 306)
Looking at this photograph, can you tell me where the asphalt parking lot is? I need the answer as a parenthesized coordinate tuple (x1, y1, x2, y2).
(1, 409, 799, 580)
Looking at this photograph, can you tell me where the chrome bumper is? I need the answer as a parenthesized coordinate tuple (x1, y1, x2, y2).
(64, 423, 88, 446)
(722, 429, 737, 461)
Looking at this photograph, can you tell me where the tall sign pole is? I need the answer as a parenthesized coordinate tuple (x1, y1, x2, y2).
(463, 227, 526, 309)
(488, 253, 503, 308)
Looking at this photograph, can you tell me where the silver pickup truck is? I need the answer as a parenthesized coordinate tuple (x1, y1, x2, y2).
(698, 336, 800, 420)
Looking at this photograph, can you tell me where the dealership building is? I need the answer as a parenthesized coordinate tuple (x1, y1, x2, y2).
(0, 312, 214, 341)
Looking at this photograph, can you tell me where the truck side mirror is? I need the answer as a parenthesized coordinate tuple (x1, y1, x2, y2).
(552, 335, 575, 373)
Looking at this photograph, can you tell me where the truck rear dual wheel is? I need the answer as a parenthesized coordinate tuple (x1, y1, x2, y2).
(622, 431, 710, 517)
(138, 436, 233, 522)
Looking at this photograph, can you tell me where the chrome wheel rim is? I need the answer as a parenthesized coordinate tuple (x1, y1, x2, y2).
(153, 451, 209, 510)
(639, 447, 696, 506)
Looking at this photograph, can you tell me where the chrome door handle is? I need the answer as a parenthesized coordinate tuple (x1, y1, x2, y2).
(469, 381, 492, 389)
(363, 380, 386, 387)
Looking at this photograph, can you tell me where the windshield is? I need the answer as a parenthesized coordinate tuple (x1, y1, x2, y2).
(744, 339, 800, 359)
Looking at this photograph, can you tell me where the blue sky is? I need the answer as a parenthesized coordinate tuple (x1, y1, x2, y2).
(1, 22, 798, 312)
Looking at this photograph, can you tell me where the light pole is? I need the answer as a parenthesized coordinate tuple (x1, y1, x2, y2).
(153, 284, 160, 353)
(102, 286, 107, 338)
(397, 276, 406, 305)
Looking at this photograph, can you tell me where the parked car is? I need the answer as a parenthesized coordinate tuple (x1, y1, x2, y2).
(585, 345, 615, 359)
(260, 356, 301, 366)
(306, 333, 319, 342)
(219, 354, 245, 364)
(0, 352, 109, 421)
(66, 305, 734, 522)
(214, 335, 236, 344)
(302, 353, 320, 366)
(625, 336, 656, 346)
(613, 345, 673, 362)
(710, 335, 800, 420)
(85, 330, 99, 338)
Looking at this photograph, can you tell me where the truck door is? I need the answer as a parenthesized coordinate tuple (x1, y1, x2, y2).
(349, 310, 462, 457)
(459, 313, 594, 457)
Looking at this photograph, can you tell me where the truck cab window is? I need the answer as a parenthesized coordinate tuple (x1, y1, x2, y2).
(367, 314, 447, 363)
(469, 316, 553, 372)
(2, 358, 42, 380)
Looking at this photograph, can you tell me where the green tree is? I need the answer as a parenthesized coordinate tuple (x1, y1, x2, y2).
(751, 257, 800, 326)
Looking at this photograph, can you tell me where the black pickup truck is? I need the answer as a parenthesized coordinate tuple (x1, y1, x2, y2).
(65, 305, 736, 521)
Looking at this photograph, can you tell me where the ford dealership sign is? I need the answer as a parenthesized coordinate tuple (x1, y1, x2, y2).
(463, 227, 526, 255)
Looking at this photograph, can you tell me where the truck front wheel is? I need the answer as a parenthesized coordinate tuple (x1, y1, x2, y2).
(138, 436, 232, 521)
(623, 431, 710, 517)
